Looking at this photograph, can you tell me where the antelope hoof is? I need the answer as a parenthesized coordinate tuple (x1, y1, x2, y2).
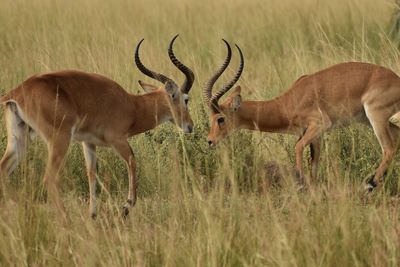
(122, 206, 130, 218)
(121, 199, 135, 218)
(90, 212, 97, 220)
(364, 176, 377, 192)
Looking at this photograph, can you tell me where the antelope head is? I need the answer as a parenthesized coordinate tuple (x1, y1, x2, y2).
(203, 39, 244, 145)
(135, 35, 195, 133)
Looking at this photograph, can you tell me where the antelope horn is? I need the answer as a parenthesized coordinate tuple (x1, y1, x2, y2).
(210, 43, 244, 113)
(168, 34, 195, 94)
(203, 39, 232, 113)
(135, 38, 176, 86)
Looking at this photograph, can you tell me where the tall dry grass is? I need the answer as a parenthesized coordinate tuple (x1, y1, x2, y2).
(0, 0, 400, 266)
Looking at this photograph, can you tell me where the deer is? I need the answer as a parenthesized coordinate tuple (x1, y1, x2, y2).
(0, 35, 195, 219)
(204, 39, 400, 191)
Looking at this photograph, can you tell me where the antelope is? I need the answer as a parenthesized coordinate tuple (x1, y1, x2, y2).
(0, 35, 195, 219)
(204, 39, 400, 191)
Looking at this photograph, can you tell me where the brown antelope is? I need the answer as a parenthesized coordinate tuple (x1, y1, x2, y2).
(204, 39, 400, 191)
(0, 35, 195, 219)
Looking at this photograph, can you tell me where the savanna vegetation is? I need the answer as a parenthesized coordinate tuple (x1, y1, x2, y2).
(1, 0, 400, 266)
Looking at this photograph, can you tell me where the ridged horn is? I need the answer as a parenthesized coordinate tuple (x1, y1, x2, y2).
(203, 39, 232, 113)
(168, 34, 195, 94)
(210, 43, 244, 112)
(135, 38, 175, 85)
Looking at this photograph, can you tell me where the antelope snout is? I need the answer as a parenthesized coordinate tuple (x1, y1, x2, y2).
(183, 123, 193, 134)
(207, 139, 216, 146)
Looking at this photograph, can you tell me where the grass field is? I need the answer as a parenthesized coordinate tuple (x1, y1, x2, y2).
(1, 0, 400, 266)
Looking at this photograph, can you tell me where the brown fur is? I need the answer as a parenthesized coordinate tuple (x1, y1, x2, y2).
(0, 70, 193, 219)
(207, 62, 400, 188)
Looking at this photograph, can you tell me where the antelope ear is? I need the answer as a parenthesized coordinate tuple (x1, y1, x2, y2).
(232, 86, 241, 95)
(230, 86, 242, 111)
(138, 80, 158, 93)
(164, 81, 179, 99)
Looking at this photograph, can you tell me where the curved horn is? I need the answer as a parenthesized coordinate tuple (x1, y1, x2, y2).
(210, 44, 244, 112)
(203, 39, 232, 112)
(168, 34, 195, 94)
(135, 38, 175, 85)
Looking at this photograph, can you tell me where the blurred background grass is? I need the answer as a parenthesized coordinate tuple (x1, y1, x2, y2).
(1, 0, 400, 266)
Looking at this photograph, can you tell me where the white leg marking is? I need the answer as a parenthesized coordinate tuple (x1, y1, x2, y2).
(389, 112, 400, 127)
(0, 104, 28, 176)
(83, 142, 97, 217)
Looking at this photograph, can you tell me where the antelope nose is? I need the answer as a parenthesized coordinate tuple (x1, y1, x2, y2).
(208, 140, 213, 146)
(187, 125, 193, 133)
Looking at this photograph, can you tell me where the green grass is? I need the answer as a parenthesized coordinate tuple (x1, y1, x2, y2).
(1, 0, 400, 266)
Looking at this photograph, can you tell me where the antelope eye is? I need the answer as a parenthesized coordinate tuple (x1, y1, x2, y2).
(217, 117, 225, 125)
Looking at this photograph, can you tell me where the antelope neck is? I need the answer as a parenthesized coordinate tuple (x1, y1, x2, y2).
(236, 99, 292, 133)
(128, 90, 172, 135)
